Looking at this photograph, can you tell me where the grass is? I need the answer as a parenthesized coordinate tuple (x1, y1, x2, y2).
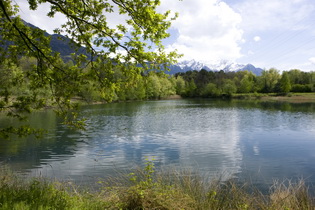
(1, 162, 315, 209)
(0, 166, 110, 209)
(233, 92, 315, 103)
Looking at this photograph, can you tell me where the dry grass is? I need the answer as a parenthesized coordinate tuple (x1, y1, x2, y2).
(1, 163, 315, 209)
(234, 92, 315, 103)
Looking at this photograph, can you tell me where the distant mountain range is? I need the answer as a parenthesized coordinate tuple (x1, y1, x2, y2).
(168, 60, 264, 76)
(9, 20, 263, 75)
(21, 20, 89, 61)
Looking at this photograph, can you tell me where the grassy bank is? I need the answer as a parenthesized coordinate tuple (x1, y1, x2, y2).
(233, 92, 315, 103)
(1, 162, 314, 210)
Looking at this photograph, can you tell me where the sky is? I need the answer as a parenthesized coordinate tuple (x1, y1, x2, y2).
(15, 0, 315, 71)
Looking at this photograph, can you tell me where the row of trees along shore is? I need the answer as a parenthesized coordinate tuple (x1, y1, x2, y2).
(175, 68, 315, 97)
(1, 0, 314, 138)
(2, 57, 315, 105)
(0, 0, 180, 138)
(74, 66, 315, 99)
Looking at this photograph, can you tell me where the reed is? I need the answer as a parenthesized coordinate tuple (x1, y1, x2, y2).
(1, 163, 314, 209)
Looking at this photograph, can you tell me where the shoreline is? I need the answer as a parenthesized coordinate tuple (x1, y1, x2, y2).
(231, 92, 315, 103)
(1, 163, 314, 209)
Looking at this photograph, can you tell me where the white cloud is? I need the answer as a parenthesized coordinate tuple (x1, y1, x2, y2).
(16, 0, 129, 34)
(16, 0, 65, 34)
(253, 36, 261, 42)
(13, 0, 315, 71)
(160, 0, 243, 62)
(308, 57, 315, 64)
(16, 0, 244, 63)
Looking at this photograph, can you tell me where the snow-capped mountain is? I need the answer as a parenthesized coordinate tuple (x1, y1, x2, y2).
(168, 59, 263, 75)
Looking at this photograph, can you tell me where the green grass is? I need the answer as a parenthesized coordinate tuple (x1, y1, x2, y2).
(233, 92, 315, 103)
(1, 162, 314, 209)
(0, 167, 110, 209)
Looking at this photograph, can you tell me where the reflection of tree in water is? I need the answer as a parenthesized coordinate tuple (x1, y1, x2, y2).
(208, 99, 315, 113)
(0, 110, 81, 171)
(256, 101, 315, 113)
(1, 99, 315, 185)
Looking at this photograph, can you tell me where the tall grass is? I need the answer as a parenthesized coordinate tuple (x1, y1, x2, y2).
(0, 166, 110, 209)
(1, 162, 314, 209)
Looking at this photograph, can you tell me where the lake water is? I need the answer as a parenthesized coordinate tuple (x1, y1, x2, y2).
(1, 99, 315, 190)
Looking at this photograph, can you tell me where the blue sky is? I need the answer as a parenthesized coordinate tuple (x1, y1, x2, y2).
(17, 0, 315, 71)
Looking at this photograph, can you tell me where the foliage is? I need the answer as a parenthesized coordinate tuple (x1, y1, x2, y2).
(1, 163, 315, 209)
(175, 68, 315, 98)
(259, 68, 281, 93)
(0, 167, 110, 209)
(185, 79, 197, 97)
(291, 84, 312, 93)
(174, 75, 186, 95)
(222, 79, 237, 96)
(279, 71, 291, 94)
(0, 0, 180, 138)
(201, 83, 220, 97)
(238, 72, 255, 93)
(114, 159, 195, 209)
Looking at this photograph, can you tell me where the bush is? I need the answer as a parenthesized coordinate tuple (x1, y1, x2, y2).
(291, 84, 312, 93)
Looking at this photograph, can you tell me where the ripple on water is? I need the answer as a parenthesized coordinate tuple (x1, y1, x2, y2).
(2, 99, 315, 190)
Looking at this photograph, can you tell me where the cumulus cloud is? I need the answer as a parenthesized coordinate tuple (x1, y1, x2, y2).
(16, 0, 130, 34)
(309, 57, 315, 64)
(15, 0, 244, 62)
(160, 0, 243, 62)
(16, 0, 65, 34)
(253, 36, 261, 42)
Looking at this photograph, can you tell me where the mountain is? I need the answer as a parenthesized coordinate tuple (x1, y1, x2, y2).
(50, 34, 88, 60)
(9, 20, 263, 75)
(167, 59, 263, 76)
(237, 64, 264, 76)
(12, 20, 90, 61)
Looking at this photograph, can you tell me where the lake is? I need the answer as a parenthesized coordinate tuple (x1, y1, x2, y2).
(1, 99, 315, 190)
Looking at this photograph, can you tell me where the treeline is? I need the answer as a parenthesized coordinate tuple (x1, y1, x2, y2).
(2, 57, 315, 106)
(0, 57, 179, 104)
(174, 68, 315, 97)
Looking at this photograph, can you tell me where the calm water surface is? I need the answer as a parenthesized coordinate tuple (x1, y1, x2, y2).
(1, 99, 315, 189)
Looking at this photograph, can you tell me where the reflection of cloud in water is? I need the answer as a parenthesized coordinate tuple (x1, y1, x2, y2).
(253, 146, 259, 156)
(30, 101, 243, 182)
(6, 100, 315, 190)
(165, 108, 243, 178)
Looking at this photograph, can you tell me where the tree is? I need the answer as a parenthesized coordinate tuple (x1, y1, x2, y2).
(0, 0, 179, 138)
(259, 68, 280, 93)
(174, 75, 186, 95)
(201, 83, 220, 97)
(279, 71, 291, 94)
(146, 72, 162, 99)
(221, 79, 237, 96)
(287, 69, 303, 84)
(159, 75, 176, 98)
(238, 72, 255, 93)
(185, 80, 197, 97)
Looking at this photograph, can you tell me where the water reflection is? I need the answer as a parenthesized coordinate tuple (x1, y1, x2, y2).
(1, 99, 315, 189)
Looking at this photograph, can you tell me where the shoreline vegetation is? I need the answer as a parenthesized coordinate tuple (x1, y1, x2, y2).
(1, 161, 314, 209)
(2, 56, 315, 138)
(232, 92, 315, 103)
(166, 92, 315, 102)
(75, 92, 315, 106)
